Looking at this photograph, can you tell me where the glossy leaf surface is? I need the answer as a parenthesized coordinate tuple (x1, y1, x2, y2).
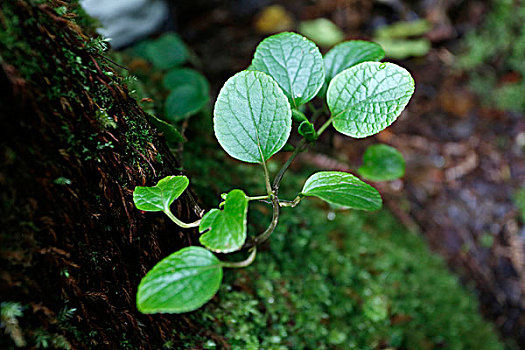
(199, 190, 249, 253)
(327, 62, 414, 138)
(358, 144, 405, 181)
(251, 32, 325, 107)
(301, 171, 382, 211)
(133, 176, 188, 212)
(136, 246, 222, 313)
(214, 70, 291, 163)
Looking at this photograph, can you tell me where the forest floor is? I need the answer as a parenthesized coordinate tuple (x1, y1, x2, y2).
(174, 0, 525, 345)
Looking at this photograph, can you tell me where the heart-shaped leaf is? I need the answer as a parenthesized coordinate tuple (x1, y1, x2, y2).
(301, 171, 382, 211)
(251, 32, 325, 107)
(358, 144, 405, 181)
(145, 33, 188, 70)
(214, 70, 291, 163)
(327, 62, 415, 138)
(136, 246, 222, 314)
(324, 41, 385, 83)
(199, 189, 249, 253)
(133, 176, 189, 212)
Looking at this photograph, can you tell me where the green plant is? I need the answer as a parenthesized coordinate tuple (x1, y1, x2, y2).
(133, 32, 414, 314)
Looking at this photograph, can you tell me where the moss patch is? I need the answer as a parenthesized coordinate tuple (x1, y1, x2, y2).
(183, 113, 506, 349)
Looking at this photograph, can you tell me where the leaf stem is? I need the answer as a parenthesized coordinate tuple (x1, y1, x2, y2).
(246, 194, 271, 201)
(164, 209, 201, 228)
(253, 196, 280, 245)
(261, 160, 273, 195)
(221, 248, 257, 268)
(278, 196, 303, 208)
(316, 115, 334, 136)
(272, 139, 307, 192)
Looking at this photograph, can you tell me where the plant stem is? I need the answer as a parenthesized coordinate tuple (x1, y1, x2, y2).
(246, 194, 271, 201)
(253, 196, 280, 245)
(221, 248, 257, 268)
(261, 160, 273, 195)
(164, 209, 201, 228)
(272, 138, 307, 192)
(316, 116, 334, 136)
(278, 196, 303, 208)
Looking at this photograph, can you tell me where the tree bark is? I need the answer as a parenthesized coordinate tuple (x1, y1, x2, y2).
(0, 1, 207, 348)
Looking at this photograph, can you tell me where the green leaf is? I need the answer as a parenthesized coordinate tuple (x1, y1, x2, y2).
(162, 68, 209, 92)
(136, 246, 222, 313)
(327, 62, 415, 138)
(163, 68, 209, 121)
(147, 114, 185, 146)
(292, 109, 308, 123)
(214, 70, 292, 163)
(298, 121, 317, 142)
(298, 18, 344, 48)
(324, 41, 385, 83)
(358, 144, 405, 181)
(145, 33, 188, 70)
(133, 176, 189, 212)
(374, 38, 430, 60)
(301, 171, 382, 211)
(199, 190, 249, 253)
(375, 19, 431, 40)
(251, 32, 325, 107)
(165, 87, 209, 121)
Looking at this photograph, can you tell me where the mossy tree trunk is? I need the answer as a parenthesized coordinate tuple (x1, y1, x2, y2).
(0, 1, 211, 348)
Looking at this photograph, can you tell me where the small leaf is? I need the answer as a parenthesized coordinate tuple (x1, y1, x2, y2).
(162, 68, 209, 92)
(358, 144, 405, 181)
(301, 171, 382, 211)
(136, 246, 222, 313)
(133, 176, 189, 212)
(145, 33, 188, 69)
(324, 41, 385, 83)
(298, 121, 317, 142)
(147, 114, 185, 146)
(163, 68, 209, 121)
(214, 70, 291, 163)
(374, 38, 430, 60)
(299, 18, 344, 48)
(251, 32, 325, 107)
(199, 190, 249, 253)
(327, 62, 415, 138)
(292, 109, 308, 123)
(165, 87, 209, 121)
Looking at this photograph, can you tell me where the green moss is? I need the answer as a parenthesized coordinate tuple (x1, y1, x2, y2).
(182, 113, 506, 349)
(124, 118, 160, 168)
(185, 201, 503, 349)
